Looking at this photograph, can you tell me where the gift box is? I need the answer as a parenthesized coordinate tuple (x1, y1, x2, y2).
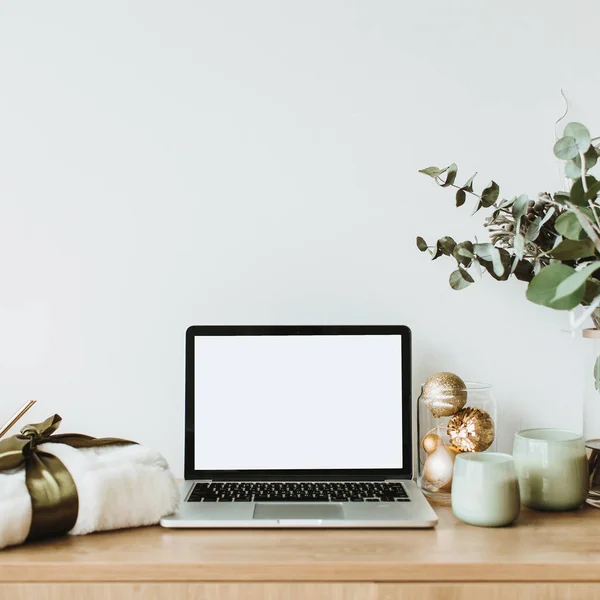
(0, 414, 179, 550)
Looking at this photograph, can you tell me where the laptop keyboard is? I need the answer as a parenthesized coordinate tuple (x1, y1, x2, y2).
(188, 481, 409, 503)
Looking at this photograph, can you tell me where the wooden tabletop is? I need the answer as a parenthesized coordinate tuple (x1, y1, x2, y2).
(1, 504, 600, 583)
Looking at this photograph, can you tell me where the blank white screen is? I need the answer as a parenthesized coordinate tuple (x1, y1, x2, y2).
(194, 335, 403, 470)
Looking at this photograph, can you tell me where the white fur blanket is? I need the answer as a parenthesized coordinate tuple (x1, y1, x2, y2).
(0, 442, 180, 550)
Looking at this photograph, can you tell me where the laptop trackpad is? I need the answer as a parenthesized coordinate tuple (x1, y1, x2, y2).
(253, 503, 343, 520)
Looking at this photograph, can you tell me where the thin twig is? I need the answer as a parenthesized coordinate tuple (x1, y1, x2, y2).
(580, 151, 589, 193)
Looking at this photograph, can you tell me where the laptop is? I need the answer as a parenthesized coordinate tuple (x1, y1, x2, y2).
(160, 325, 438, 528)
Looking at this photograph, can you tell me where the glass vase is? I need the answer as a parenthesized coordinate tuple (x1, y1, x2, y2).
(583, 328, 600, 507)
(417, 381, 497, 505)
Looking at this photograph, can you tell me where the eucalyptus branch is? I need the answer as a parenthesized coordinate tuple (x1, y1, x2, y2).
(418, 120, 600, 326)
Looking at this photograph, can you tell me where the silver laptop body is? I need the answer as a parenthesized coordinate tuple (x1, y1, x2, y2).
(161, 325, 438, 528)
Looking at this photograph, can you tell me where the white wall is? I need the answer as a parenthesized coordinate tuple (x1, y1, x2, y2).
(0, 0, 598, 477)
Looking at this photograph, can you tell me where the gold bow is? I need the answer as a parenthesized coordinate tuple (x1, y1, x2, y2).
(0, 414, 135, 541)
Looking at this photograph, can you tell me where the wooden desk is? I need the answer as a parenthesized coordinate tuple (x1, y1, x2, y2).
(1, 504, 599, 599)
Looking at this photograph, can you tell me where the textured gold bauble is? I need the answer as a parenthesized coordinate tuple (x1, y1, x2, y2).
(447, 407, 495, 452)
(422, 372, 467, 418)
(421, 432, 441, 454)
(422, 444, 458, 491)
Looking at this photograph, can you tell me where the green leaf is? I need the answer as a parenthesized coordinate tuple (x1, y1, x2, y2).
(481, 181, 499, 207)
(454, 173, 477, 208)
(474, 243, 504, 277)
(554, 191, 571, 205)
(512, 195, 529, 223)
(453, 241, 475, 267)
(540, 206, 556, 228)
(565, 160, 582, 180)
(436, 163, 458, 188)
(555, 210, 592, 240)
(526, 264, 579, 310)
(552, 262, 600, 304)
(449, 267, 474, 290)
(419, 166, 442, 178)
(564, 122, 591, 153)
(416, 236, 428, 252)
(437, 236, 457, 256)
(514, 233, 525, 259)
(514, 259, 534, 282)
(548, 238, 596, 260)
(463, 173, 476, 191)
(554, 136, 579, 160)
(571, 176, 599, 206)
(572, 146, 598, 172)
(525, 217, 542, 242)
(594, 356, 600, 393)
(587, 181, 600, 202)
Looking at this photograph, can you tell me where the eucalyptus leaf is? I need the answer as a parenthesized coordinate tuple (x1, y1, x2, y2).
(463, 173, 477, 191)
(514, 259, 534, 282)
(554, 191, 571, 204)
(419, 166, 442, 178)
(416, 236, 428, 252)
(526, 264, 580, 310)
(514, 233, 525, 259)
(473, 242, 504, 277)
(437, 236, 457, 256)
(554, 136, 579, 160)
(573, 146, 598, 171)
(595, 356, 600, 393)
(481, 181, 500, 207)
(449, 267, 474, 290)
(539, 206, 556, 228)
(552, 261, 600, 304)
(564, 122, 591, 153)
(548, 238, 595, 260)
(453, 241, 475, 267)
(512, 195, 529, 223)
(583, 277, 600, 306)
(565, 160, 582, 180)
(455, 172, 477, 207)
(554, 210, 592, 240)
(570, 176, 598, 206)
(525, 216, 542, 242)
(437, 163, 458, 188)
(587, 181, 600, 202)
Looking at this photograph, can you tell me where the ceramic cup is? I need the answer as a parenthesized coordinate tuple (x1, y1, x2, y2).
(451, 452, 520, 527)
(513, 428, 588, 511)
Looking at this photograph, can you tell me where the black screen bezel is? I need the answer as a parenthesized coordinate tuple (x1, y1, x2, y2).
(184, 325, 412, 481)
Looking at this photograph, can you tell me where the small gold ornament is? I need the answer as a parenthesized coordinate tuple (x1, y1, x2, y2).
(422, 372, 467, 418)
(447, 407, 495, 452)
(421, 432, 441, 454)
(422, 444, 458, 491)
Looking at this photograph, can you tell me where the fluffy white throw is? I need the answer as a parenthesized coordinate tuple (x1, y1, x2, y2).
(0, 442, 180, 550)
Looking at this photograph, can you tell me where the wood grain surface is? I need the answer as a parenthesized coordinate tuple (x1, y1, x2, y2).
(1, 505, 599, 583)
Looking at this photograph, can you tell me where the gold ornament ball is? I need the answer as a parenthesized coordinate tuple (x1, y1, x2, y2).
(421, 432, 441, 454)
(447, 407, 495, 453)
(422, 444, 458, 491)
(422, 372, 467, 418)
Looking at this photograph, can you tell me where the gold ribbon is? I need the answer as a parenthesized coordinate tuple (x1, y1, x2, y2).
(0, 414, 135, 541)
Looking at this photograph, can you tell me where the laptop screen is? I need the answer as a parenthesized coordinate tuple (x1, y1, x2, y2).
(193, 333, 404, 471)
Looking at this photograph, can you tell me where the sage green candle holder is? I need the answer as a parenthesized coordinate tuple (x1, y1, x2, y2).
(513, 429, 588, 511)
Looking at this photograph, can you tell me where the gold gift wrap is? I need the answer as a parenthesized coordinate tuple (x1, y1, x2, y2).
(0, 414, 134, 541)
